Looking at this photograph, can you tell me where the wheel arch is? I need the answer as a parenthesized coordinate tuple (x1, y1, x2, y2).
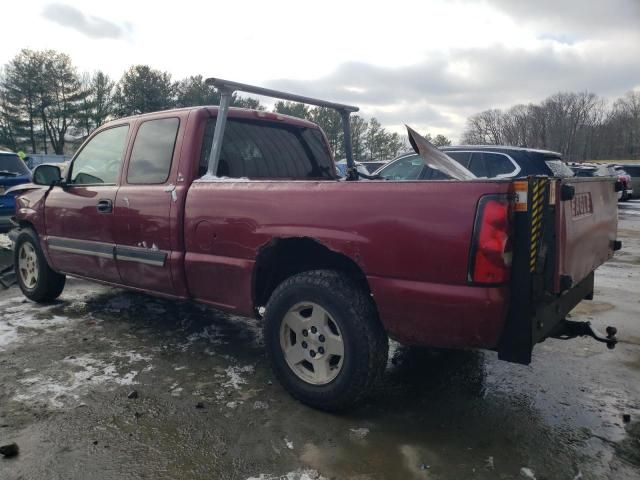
(252, 237, 372, 310)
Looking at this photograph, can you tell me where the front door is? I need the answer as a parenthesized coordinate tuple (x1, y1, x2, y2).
(44, 124, 130, 283)
(114, 117, 182, 294)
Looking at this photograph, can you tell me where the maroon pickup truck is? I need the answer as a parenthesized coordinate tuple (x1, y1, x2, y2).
(9, 79, 620, 411)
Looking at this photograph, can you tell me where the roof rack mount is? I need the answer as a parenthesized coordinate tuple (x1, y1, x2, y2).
(204, 77, 360, 180)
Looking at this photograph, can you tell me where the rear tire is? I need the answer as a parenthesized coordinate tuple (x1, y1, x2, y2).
(14, 228, 66, 302)
(264, 270, 388, 412)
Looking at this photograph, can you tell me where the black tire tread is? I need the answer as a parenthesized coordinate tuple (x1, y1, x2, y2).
(14, 228, 66, 303)
(264, 269, 388, 412)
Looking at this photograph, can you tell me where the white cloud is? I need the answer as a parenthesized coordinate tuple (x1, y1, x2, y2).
(0, 0, 637, 140)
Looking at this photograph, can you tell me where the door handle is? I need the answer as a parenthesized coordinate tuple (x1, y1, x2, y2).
(97, 199, 113, 214)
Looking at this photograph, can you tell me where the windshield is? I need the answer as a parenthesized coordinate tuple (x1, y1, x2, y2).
(0, 154, 30, 177)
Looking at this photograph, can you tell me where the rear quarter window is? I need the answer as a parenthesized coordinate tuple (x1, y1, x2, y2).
(483, 153, 517, 177)
(127, 118, 180, 184)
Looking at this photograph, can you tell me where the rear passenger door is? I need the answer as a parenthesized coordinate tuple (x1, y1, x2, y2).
(114, 117, 183, 294)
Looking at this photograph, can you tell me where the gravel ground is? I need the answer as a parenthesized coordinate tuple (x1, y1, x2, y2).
(1, 201, 639, 479)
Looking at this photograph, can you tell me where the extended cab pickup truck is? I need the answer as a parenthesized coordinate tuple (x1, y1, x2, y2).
(10, 79, 620, 411)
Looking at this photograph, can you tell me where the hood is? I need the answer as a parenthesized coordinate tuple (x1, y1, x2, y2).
(4, 183, 45, 196)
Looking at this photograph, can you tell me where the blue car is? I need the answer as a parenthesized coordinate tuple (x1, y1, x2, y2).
(0, 151, 32, 233)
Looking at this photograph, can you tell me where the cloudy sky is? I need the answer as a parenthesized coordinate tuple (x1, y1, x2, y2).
(1, 0, 639, 140)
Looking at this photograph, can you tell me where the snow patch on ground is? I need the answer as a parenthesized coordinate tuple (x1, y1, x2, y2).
(349, 427, 370, 439)
(14, 352, 149, 408)
(0, 307, 73, 351)
(222, 365, 254, 390)
(246, 470, 326, 480)
(0, 233, 12, 249)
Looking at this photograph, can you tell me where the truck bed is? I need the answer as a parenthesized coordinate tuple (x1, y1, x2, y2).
(184, 179, 514, 348)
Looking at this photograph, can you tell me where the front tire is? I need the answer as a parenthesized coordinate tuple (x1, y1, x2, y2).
(14, 228, 66, 302)
(264, 270, 388, 412)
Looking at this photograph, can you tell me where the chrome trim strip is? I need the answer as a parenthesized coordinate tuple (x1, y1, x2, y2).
(47, 236, 115, 259)
(46, 236, 168, 267)
(115, 254, 166, 267)
(48, 244, 114, 259)
(115, 245, 167, 267)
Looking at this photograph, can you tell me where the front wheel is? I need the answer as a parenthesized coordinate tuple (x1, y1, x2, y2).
(14, 228, 66, 302)
(264, 270, 388, 412)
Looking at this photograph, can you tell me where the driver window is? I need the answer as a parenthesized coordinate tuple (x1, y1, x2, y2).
(71, 125, 129, 185)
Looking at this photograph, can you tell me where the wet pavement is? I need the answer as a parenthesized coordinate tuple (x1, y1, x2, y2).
(1, 202, 640, 480)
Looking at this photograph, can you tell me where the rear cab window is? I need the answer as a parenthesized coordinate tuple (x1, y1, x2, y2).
(199, 118, 334, 179)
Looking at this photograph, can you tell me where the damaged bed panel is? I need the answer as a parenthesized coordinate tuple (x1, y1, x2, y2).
(183, 179, 514, 328)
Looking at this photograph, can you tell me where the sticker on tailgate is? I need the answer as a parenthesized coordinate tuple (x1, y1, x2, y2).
(571, 192, 593, 218)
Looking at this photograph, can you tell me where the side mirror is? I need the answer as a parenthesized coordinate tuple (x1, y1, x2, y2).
(33, 164, 62, 186)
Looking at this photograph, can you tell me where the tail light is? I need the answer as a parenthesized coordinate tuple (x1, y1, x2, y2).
(468, 195, 513, 284)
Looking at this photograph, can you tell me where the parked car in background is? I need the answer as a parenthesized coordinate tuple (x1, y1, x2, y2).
(334, 159, 370, 178)
(0, 151, 32, 233)
(612, 165, 634, 201)
(360, 161, 387, 173)
(618, 164, 640, 198)
(568, 163, 632, 202)
(375, 146, 575, 180)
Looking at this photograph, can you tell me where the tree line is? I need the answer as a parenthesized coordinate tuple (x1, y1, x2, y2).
(0, 49, 425, 161)
(462, 90, 640, 161)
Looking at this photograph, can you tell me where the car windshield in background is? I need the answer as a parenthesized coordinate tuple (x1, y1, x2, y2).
(0, 154, 30, 177)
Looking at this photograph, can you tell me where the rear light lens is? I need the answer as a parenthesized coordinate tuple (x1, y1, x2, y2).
(468, 196, 513, 284)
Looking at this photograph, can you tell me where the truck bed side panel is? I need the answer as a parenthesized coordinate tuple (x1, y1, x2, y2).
(184, 180, 512, 348)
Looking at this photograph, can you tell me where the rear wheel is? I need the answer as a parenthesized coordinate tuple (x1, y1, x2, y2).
(14, 228, 66, 302)
(264, 270, 388, 411)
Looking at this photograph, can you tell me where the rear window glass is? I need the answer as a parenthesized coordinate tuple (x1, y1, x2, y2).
(574, 169, 596, 177)
(128, 118, 179, 184)
(543, 158, 574, 177)
(0, 154, 30, 177)
(484, 153, 516, 177)
(468, 153, 489, 178)
(199, 118, 334, 179)
(443, 151, 471, 168)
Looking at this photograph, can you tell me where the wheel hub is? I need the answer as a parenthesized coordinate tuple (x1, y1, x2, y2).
(280, 302, 345, 385)
(18, 243, 39, 289)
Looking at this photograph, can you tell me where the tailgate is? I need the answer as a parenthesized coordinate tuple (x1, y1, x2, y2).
(499, 176, 619, 365)
(553, 177, 618, 293)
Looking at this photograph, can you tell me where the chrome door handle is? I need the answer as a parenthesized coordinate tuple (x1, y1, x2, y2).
(97, 199, 113, 214)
